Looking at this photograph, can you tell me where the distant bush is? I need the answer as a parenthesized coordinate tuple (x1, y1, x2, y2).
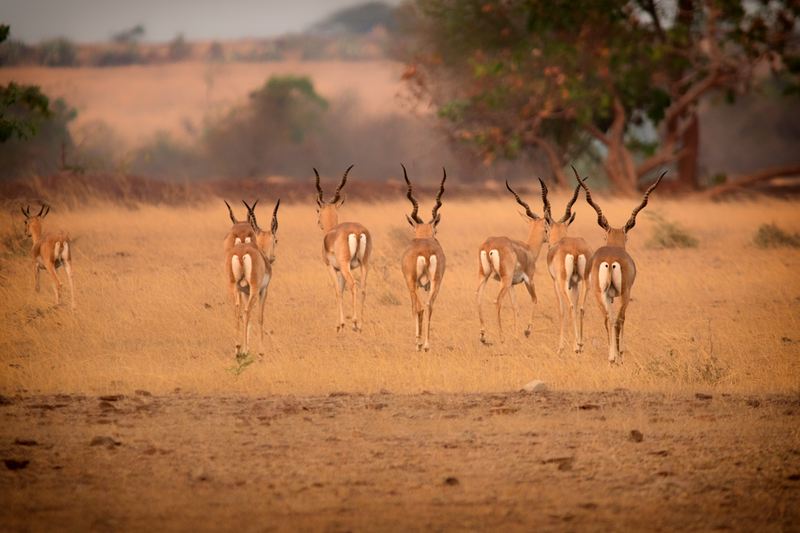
(92, 45, 142, 67)
(0, 38, 37, 65)
(168, 33, 191, 62)
(39, 38, 77, 66)
(646, 212, 699, 249)
(753, 223, 800, 248)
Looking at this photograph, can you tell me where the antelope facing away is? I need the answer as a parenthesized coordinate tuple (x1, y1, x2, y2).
(223, 200, 257, 252)
(225, 199, 280, 354)
(22, 204, 76, 310)
(541, 176, 593, 353)
(476, 181, 548, 344)
(400, 164, 446, 352)
(315, 165, 372, 332)
(576, 169, 666, 363)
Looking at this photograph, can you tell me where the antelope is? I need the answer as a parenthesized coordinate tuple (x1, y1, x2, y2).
(223, 200, 257, 252)
(315, 165, 372, 332)
(21, 204, 76, 310)
(476, 180, 548, 344)
(400, 164, 447, 352)
(225, 198, 280, 354)
(540, 176, 593, 353)
(575, 168, 666, 363)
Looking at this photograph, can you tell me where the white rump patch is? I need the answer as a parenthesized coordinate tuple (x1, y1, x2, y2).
(235, 237, 242, 245)
(54, 242, 62, 261)
(348, 233, 358, 260)
(62, 241, 69, 261)
(577, 254, 587, 279)
(489, 249, 501, 274)
(479, 250, 491, 276)
(261, 272, 271, 289)
(358, 234, 367, 261)
(611, 261, 622, 295)
(245, 237, 251, 243)
(231, 255, 243, 281)
(428, 254, 438, 280)
(564, 254, 575, 292)
(416, 255, 427, 282)
(598, 262, 611, 293)
(243, 254, 253, 282)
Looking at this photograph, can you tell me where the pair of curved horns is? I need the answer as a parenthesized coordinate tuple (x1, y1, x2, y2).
(314, 165, 353, 205)
(21, 204, 49, 219)
(505, 181, 539, 220)
(242, 199, 281, 234)
(537, 177, 585, 225)
(402, 164, 447, 224)
(572, 165, 667, 232)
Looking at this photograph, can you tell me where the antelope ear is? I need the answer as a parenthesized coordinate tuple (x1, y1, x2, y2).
(517, 210, 531, 221)
(406, 215, 416, 227)
(21, 207, 29, 218)
(567, 212, 576, 226)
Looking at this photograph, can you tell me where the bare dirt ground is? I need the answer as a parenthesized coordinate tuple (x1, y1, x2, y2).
(1, 390, 798, 531)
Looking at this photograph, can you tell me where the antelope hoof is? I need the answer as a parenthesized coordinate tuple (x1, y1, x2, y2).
(574, 343, 583, 354)
(352, 322, 361, 332)
(423, 342, 430, 352)
(336, 324, 345, 333)
(524, 327, 531, 338)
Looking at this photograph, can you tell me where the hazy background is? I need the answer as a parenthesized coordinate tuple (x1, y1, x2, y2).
(2, 0, 402, 42)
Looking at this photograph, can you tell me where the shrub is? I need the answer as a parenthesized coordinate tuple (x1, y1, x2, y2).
(645, 212, 699, 249)
(39, 38, 77, 66)
(753, 223, 800, 248)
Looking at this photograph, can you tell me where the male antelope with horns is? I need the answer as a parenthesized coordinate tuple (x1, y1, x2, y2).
(21, 204, 76, 310)
(540, 177, 593, 353)
(575, 167, 667, 363)
(400, 164, 447, 352)
(315, 165, 372, 332)
(476, 181, 548, 344)
(225, 199, 280, 354)
(223, 200, 257, 252)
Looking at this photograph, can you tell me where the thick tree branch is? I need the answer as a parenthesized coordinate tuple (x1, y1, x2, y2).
(701, 165, 800, 199)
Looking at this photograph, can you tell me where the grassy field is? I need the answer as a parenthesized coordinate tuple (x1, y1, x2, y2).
(1, 194, 798, 396)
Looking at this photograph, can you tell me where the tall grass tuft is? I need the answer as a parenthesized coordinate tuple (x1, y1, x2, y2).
(753, 223, 800, 248)
(645, 212, 699, 249)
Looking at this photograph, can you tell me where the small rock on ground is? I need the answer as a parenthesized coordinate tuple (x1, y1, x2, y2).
(522, 380, 547, 393)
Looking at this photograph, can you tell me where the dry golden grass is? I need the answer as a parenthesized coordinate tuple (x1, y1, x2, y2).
(0, 61, 408, 147)
(1, 195, 799, 396)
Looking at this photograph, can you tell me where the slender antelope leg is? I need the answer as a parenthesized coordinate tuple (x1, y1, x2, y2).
(476, 272, 490, 343)
(357, 260, 369, 331)
(327, 264, 346, 331)
(34, 264, 41, 292)
(522, 278, 536, 337)
(599, 293, 619, 363)
(64, 259, 76, 311)
(576, 279, 589, 353)
(553, 279, 568, 353)
(495, 281, 511, 342)
(616, 294, 630, 361)
(230, 282, 241, 329)
(339, 261, 360, 331)
(44, 262, 61, 306)
(508, 285, 519, 337)
(422, 261, 440, 352)
(568, 283, 581, 353)
(258, 286, 268, 349)
(242, 289, 258, 353)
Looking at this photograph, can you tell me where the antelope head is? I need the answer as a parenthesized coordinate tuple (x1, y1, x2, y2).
(505, 180, 548, 246)
(574, 166, 667, 247)
(224, 200, 257, 246)
(538, 177, 584, 244)
(314, 165, 352, 231)
(21, 203, 50, 239)
(243, 199, 281, 262)
(402, 164, 446, 239)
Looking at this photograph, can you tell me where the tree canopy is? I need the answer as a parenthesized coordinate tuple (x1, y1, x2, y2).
(403, 0, 800, 192)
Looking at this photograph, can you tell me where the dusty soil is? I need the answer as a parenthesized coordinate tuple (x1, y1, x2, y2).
(1, 390, 798, 531)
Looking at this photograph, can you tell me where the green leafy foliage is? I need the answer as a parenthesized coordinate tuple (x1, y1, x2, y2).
(645, 212, 699, 249)
(0, 82, 52, 142)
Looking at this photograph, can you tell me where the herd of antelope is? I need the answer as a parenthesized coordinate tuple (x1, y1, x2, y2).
(20, 164, 666, 364)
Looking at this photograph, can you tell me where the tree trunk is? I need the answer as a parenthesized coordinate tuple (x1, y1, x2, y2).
(603, 140, 638, 195)
(532, 137, 568, 187)
(676, 112, 699, 190)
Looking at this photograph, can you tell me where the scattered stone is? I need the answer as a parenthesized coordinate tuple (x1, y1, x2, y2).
(99, 394, 124, 402)
(90, 436, 121, 448)
(14, 439, 38, 446)
(543, 457, 575, 471)
(579, 403, 600, 410)
(695, 393, 713, 400)
(629, 430, 644, 443)
(522, 380, 548, 393)
(4, 459, 29, 470)
(203, 303, 212, 309)
(134, 390, 152, 397)
(190, 467, 210, 482)
(443, 476, 459, 486)
(746, 399, 761, 408)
